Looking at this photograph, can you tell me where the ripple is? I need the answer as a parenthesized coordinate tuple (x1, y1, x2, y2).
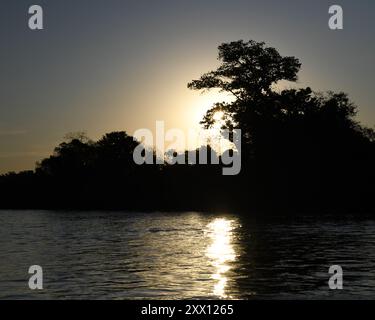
(1, 210, 375, 299)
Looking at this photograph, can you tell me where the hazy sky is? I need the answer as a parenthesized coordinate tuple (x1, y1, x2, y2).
(1, 0, 374, 173)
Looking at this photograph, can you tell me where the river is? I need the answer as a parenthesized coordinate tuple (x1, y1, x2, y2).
(1, 210, 374, 299)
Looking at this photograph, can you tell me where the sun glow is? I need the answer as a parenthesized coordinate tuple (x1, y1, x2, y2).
(213, 111, 224, 122)
(189, 91, 234, 128)
(185, 91, 235, 154)
(206, 218, 236, 298)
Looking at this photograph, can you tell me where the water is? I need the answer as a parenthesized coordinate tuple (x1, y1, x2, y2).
(1, 210, 375, 299)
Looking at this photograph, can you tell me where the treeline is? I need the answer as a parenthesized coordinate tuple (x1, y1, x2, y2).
(0, 116, 373, 214)
(1, 39, 374, 214)
(0, 132, 237, 211)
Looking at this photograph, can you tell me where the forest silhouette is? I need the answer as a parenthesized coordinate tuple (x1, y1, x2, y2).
(1, 40, 374, 214)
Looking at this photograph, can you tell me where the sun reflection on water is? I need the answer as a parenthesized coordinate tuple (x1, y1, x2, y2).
(206, 218, 236, 298)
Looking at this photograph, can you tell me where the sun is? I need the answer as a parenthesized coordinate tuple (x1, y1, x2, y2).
(190, 91, 234, 128)
(213, 111, 224, 122)
(180, 90, 235, 152)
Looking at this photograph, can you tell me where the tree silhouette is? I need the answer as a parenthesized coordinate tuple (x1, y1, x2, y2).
(0, 39, 374, 214)
(189, 39, 375, 213)
(188, 40, 301, 100)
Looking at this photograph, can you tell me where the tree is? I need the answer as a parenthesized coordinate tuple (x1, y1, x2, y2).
(188, 40, 373, 148)
(189, 39, 375, 212)
(188, 40, 301, 144)
(188, 40, 301, 100)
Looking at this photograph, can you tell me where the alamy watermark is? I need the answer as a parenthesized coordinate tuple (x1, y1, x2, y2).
(328, 265, 343, 290)
(329, 5, 344, 30)
(132, 121, 242, 176)
(28, 5, 44, 30)
(28, 265, 43, 290)
(26, 4, 344, 31)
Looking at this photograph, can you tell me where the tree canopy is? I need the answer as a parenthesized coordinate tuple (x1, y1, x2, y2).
(0, 39, 374, 214)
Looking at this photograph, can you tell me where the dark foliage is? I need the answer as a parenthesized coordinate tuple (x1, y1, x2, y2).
(1, 40, 374, 214)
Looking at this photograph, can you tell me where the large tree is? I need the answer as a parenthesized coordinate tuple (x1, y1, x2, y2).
(188, 40, 301, 100)
(189, 40, 375, 211)
(188, 40, 372, 149)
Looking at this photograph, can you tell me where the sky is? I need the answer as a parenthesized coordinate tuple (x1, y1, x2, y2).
(1, 0, 374, 173)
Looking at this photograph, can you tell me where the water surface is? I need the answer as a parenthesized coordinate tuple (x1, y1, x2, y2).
(1, 210, 375, 299)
